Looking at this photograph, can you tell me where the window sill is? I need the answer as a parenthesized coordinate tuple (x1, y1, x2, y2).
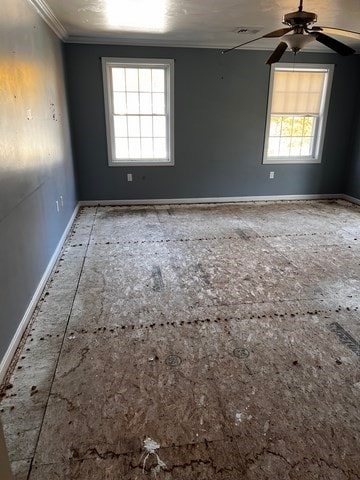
(263, 157, 321, 165)
(109, 160, 174, 167)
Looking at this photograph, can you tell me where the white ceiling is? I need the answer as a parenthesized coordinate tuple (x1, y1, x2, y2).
(36, 0, 360, 52)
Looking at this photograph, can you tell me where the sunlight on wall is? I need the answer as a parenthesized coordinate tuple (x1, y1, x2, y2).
(0, 56, 63, 178)
(0, 58, 40, 99)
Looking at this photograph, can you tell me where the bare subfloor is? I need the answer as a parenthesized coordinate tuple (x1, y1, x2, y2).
(1, 200, 360, 479)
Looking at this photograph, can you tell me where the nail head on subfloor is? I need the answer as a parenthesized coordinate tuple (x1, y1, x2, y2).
(165, 355, 182, 367)
(233, 348, 250, 359)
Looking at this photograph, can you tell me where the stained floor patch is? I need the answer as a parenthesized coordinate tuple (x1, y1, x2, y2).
(328, 322, 360, 356)
(152, 265, 165, 292)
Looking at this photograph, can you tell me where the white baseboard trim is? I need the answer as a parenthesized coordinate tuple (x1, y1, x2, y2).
(0, 204, 79, 384)
(79, 194, 340, 207)
(341, 194, 360, 206)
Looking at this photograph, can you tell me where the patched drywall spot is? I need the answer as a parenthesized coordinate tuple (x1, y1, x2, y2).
(50, 102, 59, 121)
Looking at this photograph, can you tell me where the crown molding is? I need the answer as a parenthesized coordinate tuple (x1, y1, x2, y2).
(27, 0, 68, 40)
(64, 35, 235, 49)
(64, 35, 355, 53)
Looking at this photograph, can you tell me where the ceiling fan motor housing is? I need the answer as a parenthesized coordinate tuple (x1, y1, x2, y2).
(283, 10, 317, 28)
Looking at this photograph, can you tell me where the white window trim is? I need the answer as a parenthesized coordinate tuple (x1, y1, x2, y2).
(102, 57, 175, 167)
(263, 63, 334, 165)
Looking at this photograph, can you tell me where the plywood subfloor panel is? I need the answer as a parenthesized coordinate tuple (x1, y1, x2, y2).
(1, 200, 360, 479)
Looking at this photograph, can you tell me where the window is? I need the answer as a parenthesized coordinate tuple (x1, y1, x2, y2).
(263, 64, 333, 164)
(102, 58, 174, 166)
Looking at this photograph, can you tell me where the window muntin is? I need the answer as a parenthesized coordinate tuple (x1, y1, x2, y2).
(263, 64, 333, 164)
(102, 58, 174, 166)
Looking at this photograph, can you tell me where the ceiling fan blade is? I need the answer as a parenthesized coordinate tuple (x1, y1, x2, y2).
(266, 42, 288, 65)
(222, 27, 294, 54)
(222, 35, 268, 54)
(313, 26, 360, 40)
(263, 27, 293, 38)
(311, 32, 355, 55)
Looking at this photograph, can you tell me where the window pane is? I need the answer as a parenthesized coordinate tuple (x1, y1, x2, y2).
(280, 117, 293, 137)
(115, 138, 129, 159)
(301, 138, 312, 156)
(153, 116, 166, 137)
(113, 92, 127, 114)
(268, 137, 280, 157)
(139, 93, 152, 114)
(292, 117, 304, 137)
(289, 138, 302, 156)
(303, 117, 315, 137)
(114, 116, 128, 137)
(129, 138, 141, 158)
(128, 116, 140, 137)
(269, 116, 281, 136)
(126, 92, 139, 114)
(152, 93, 165, 114)
(112, 68, 125, 91)
(154, 138, 166, 158)
(125, 68, 139, 91)
(152, 69, 165, 92)
(139, 69, 152, 92)
(279, 138, 290, 156)
(140, 116, 153, 137)
(141, 138, 153, 158)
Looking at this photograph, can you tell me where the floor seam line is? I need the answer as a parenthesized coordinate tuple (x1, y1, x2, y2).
(26, 205, 98, 480)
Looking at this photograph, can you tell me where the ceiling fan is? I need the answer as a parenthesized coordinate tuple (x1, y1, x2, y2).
(223, 0, 360, 64)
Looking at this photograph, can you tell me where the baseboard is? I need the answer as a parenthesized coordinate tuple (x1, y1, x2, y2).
(0, 204, 79, 384)
(341, 194, 360, 206)
(79, 193, 341, 207)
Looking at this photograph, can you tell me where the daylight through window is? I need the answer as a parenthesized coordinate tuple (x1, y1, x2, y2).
(102, 58, 174, 166)
(263, 64, 333, 164)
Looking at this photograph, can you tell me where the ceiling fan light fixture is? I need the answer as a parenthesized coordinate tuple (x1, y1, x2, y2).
(223, 0, 359, 62)
(283, 32, 315, 52)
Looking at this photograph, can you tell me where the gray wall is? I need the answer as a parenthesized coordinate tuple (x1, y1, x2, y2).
(0, 0, 77, 361)
(345, 62, 360, 200)
(64, 44, 360, 201)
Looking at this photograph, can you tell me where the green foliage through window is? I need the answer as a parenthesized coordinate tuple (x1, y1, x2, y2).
(268, 115, 315, 157)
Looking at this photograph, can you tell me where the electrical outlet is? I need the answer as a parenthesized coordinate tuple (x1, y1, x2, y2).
(127, 173, 133, 182)
(60, 195, 64, 207)
(56, 200, 60, 212)
(270, 171, 275, 179)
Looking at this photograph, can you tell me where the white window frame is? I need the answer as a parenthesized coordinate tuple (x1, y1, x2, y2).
(102, 57, 174, 167)
(263, 63, 334, 165)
